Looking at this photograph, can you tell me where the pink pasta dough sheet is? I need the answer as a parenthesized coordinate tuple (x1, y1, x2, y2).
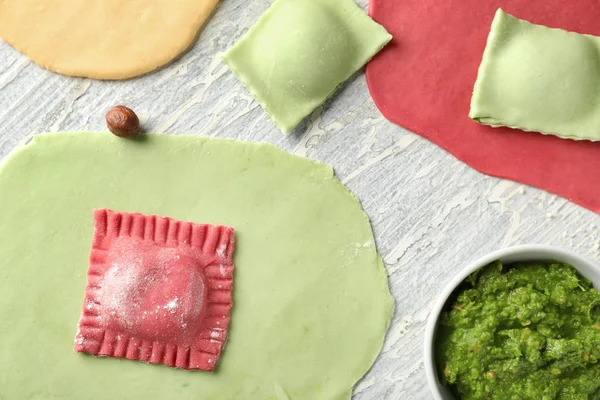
(366, 0, 600, 213)
(74, 209, 235, 372)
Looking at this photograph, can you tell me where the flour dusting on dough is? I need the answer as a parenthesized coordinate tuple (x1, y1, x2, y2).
(97, 237, 206, 338)
(216, 243, 227, 261)
(165, 298, 179, 313)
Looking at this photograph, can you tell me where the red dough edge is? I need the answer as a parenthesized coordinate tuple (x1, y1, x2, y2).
(366, 0, 600, 214)
(74, 209, 235, 371)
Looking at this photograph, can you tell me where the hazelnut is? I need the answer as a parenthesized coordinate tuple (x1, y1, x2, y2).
(106, 105, 140, 138)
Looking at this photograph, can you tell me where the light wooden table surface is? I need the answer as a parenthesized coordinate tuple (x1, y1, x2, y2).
(1, 0, 598, 398)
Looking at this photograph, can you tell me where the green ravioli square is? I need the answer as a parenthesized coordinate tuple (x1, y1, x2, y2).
(222, 0, 392, 134)
(470, 9, 600, 141)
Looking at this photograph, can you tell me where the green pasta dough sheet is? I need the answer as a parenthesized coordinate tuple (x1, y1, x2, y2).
(222, 0, 391, 134)
(0, 133, 393, 400)
(470, 9, 600, 141)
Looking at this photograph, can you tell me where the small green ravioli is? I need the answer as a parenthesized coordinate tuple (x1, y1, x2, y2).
(470, 9, 600, 141)
(222, 0, 392, 134)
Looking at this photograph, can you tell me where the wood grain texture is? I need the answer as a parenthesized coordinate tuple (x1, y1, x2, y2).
(0, 0, 599, 398)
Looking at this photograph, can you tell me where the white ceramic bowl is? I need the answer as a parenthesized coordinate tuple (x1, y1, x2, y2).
(424, 245, 600, 400)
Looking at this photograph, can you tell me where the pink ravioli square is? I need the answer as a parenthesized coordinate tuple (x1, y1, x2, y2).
(74, 209, 235, 371)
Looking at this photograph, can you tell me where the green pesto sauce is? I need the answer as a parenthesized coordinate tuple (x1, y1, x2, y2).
(437, 260, 600, 400)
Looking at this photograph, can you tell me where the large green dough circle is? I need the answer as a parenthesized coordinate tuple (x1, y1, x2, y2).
(0, 133, 393, 400)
